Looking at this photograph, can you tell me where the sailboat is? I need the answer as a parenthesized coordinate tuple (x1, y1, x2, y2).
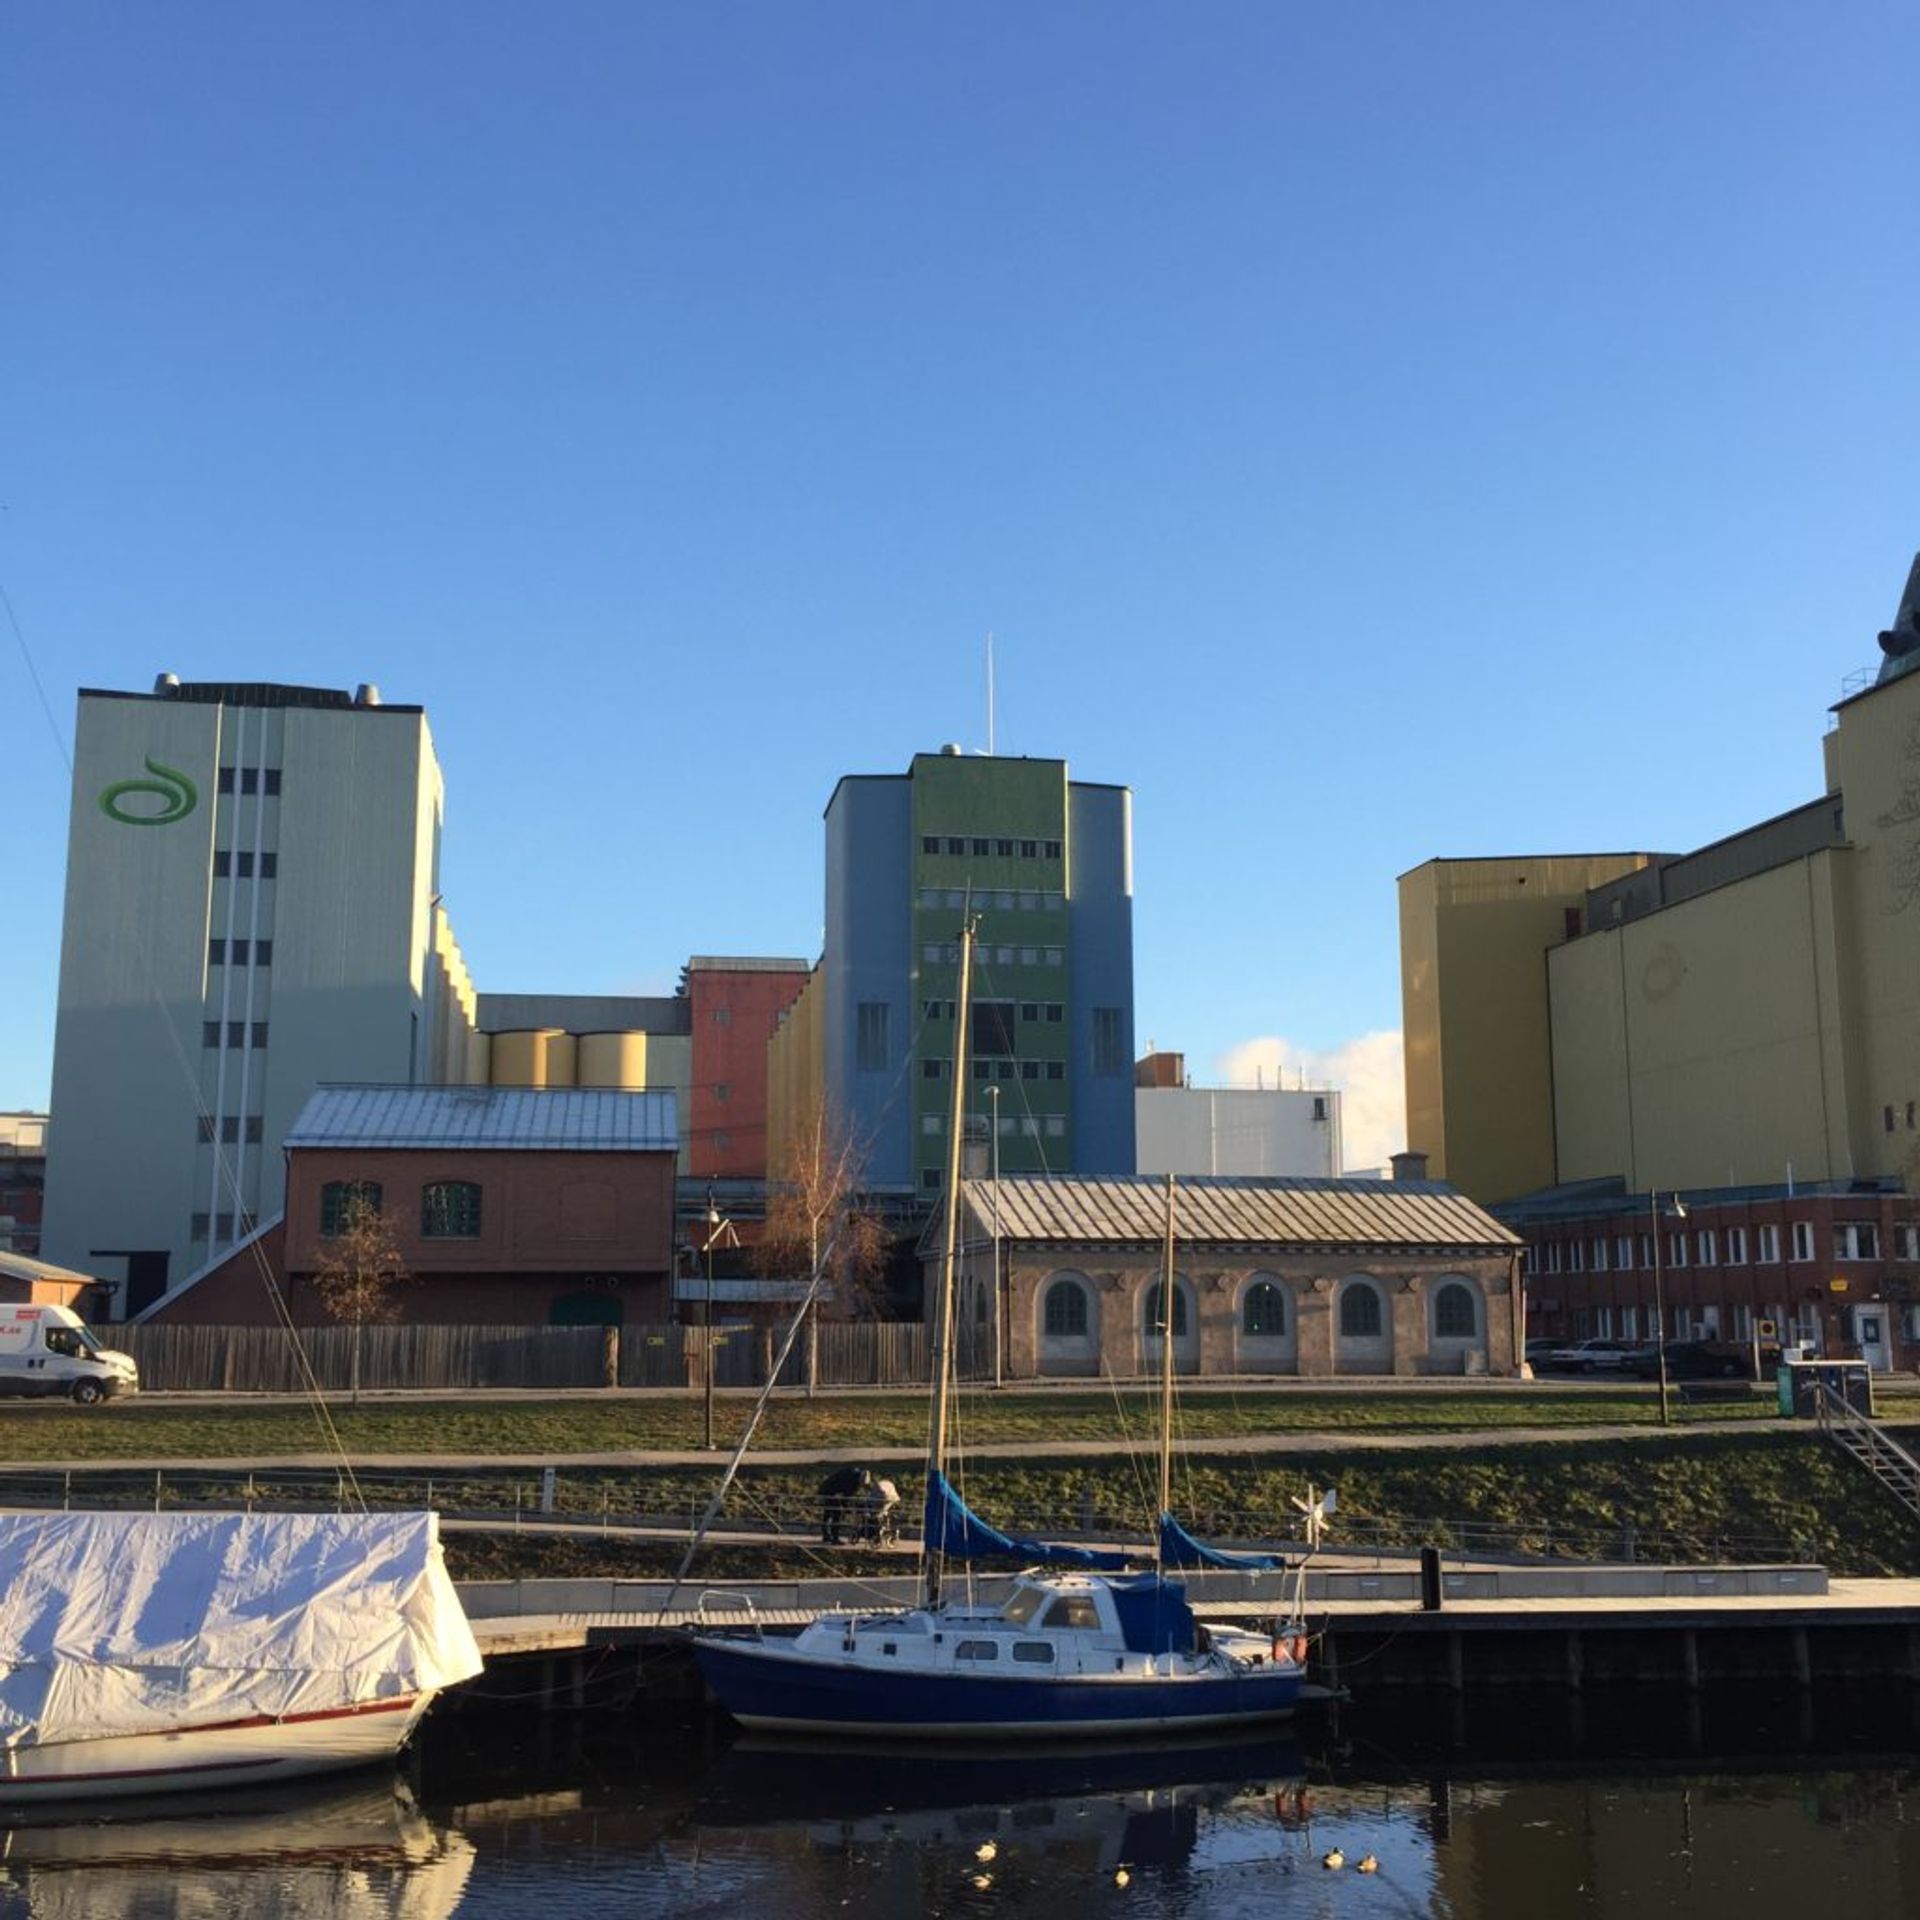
(690, 921, 1307, 1739)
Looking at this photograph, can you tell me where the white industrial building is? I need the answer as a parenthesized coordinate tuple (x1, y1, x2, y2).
(41, 678, 475, 1315)
(1134, 1076, 1343, 1180)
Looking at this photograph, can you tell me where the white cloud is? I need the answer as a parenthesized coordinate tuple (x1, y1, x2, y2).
(1213, 1030, 1406, 1176)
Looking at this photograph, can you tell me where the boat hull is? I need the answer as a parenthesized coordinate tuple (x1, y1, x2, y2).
(0, 1693, 434, 1804)
(693, 1637, 1302, 1740)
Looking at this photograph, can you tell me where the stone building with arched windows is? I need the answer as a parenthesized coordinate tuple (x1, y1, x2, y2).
(926, 1172, 1523, 1380)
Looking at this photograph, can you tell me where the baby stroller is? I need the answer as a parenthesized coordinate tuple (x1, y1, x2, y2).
(854, 1476, 901, 1547)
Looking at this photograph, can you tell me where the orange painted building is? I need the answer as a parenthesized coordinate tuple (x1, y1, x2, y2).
(683, 956, 809, 1182)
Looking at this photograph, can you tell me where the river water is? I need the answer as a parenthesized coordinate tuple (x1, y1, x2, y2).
(4, 1689, 1918, 1919)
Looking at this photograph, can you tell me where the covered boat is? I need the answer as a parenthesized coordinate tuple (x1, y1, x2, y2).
(0, 1510, 483, 1802)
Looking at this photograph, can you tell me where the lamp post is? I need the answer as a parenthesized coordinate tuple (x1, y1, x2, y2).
(702, 1190, 721, 1451)
(1648, 1192, 1689, 1427)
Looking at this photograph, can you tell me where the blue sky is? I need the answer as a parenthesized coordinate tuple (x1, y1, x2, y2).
(5, 2, 1917, 1167)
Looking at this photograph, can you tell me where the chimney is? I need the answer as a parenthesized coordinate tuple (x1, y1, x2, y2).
(1390, 1150, 1430, 1184)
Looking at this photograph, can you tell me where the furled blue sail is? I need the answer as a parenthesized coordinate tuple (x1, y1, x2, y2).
(1156, 1510, 1280, 1572)
(922, 1470, 1132, 1571)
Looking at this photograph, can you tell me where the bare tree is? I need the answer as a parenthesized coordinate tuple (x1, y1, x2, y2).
(761, 1105, 894, 1322)
(310, 1190, 412, 1401)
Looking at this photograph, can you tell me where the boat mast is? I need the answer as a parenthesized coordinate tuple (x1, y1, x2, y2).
(925, 914, 975, 1609)
(1157, 1171, 1178, 1556)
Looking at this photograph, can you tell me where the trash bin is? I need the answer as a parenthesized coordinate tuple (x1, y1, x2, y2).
(1419, 1544, 1444, 1612)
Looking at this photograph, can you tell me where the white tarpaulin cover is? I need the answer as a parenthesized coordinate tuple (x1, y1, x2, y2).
(0, 1510, 483, 1751)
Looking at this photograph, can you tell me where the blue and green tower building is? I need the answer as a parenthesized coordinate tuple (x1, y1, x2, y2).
(822, 749, 1135, 1195)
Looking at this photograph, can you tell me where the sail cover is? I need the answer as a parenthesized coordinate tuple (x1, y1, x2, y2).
(0, 1510, 484, 1751)
(922, 1470, 1132, 1571)
(1156, 1510, 1281, 1571)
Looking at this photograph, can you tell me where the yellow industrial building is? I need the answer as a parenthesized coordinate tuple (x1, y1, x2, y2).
(1403, 557, 1920, 1208)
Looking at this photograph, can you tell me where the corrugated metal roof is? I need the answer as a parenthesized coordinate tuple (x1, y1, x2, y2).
(949, 1175, 1520, 1253)
(285, 1085, 679, 1152)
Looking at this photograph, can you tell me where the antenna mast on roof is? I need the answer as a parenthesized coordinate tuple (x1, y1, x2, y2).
(986, 631, 995, 756)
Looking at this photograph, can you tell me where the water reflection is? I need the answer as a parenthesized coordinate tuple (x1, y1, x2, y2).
(2, 1695, 1918, 1919)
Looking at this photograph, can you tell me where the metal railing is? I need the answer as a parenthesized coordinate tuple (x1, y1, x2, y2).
(1813, 1379, 1920, 1522)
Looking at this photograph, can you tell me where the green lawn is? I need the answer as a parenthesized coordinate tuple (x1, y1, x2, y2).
(0, 1381, 1811, 1463)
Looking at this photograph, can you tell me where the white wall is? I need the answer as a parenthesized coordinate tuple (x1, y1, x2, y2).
(1135, 1087, 1341, 1178)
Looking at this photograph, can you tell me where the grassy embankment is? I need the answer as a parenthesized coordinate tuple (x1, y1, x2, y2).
(7, 1388, 1917, 1582)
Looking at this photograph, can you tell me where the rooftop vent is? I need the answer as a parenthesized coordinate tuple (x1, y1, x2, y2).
(153, 672, 180, 695)
(939, 742, 963, 756)
(354, 683, 382, 707)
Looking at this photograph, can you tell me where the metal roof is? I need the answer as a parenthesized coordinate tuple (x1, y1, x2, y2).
(285, 1085, 679, 1153)
(947, 1175, 1521, 1254)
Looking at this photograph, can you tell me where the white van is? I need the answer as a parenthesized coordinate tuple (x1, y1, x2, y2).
(0, 1304, 140, 1404)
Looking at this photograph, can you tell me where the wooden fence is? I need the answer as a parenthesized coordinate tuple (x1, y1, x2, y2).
(99, 1320, 950, 1395)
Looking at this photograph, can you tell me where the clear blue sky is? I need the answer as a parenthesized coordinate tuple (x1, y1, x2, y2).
(5, 3, 1916, 1164)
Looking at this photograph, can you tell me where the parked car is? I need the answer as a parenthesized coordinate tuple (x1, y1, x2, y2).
(1622, 1340, 1749, 1381)
(1523, 1338, 1558, 1369)
(1543, 1337, 1637, 1373)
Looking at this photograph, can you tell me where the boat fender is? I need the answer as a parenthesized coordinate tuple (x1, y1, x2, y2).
(1274, 1632, 1309, 1668)
(1274, 1786, 1312, 1826)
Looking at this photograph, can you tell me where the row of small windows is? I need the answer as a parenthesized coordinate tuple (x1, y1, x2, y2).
(921, 835, 1062, 861)
(318, 1179, 483, 1239)
(196, 1114, 264, 1144)
(212, 850, 279, 879)
(922, 947, 1066, 989)
(1039, 1275, 1482, 1341)
(925, 1112, 1067, 1139)
(1525, 1220, 1920, 1275)
(920, 889, 1070, 918)
(216, 766, 283, 796)
(208, 938, 273, 966)
(202, 1021, 269, 1048)
(923, 1058, 1067, 1082)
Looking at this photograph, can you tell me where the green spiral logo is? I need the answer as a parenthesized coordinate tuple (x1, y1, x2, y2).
(99, 757, 198, 826)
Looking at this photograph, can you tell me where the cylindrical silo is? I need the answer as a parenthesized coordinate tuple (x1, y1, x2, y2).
(578, 1031, 649, 1088)
(490, 1028, 568, 1087)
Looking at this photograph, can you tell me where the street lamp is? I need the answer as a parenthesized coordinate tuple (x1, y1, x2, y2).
(1648, 1192, 1689, 1427)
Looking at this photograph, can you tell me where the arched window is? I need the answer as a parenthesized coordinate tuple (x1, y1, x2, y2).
(1339, 1282, 1382, 1339)
(319, 1180, 382, 1238)
(421, 1180, 482, 1239)
(1043, 1277, 1089, 1337)
(1434, 1281, 1478, 1339)
(1143, 1281, 1188, 1339)
(1243, 1280, 1288, 1337)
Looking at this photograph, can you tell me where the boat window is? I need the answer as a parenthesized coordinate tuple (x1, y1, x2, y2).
(1041, 1594, 1101, 1631)
(954, 1640, 999, 1661)
(1001, 1587, 1048, 1626)
(1012, 1642, 1056, 1664)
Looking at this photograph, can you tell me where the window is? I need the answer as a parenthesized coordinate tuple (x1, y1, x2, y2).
(1012, 1642, 1055, 1663)
(922, 1169, 942, 1190)
(921, 1114, 941, 1135)
(1790, 1221, 1814, 1262)
(1543, 1243, 1562, 1275)
(1019, 1114, 1038, 1134)
(196, 1115, 214, 1142)
(1834, 1223, 1880, 1260)
(1616, 1235, 1635, 1270)
(922, 835, 940, 854)
(1666, 1231, 1688, 1267)
(1044, 839, 1061, 859)
(973, 1060, 992, 1081)
(1339, 1283, 1383, 1339)
(712, 1129, 730, 1150)
(974, 1001, 1016, 1056)
(1887, 1105, 1897, 1133)
(1021, 839, 1038, 858)
(1637, 1233, 1653, 1268)
(251, 1022, 268, 1048)
(1042, 1594, 1100, 1630)
(996, 838, 1014, 857)
(208, 938, 226, 965)
(712, 1082, 730, 1104)
(1897, 1225, 1920, 1261)
(1092, 1007, 1124, 1074)
(422, 1181, 482, 1239)
(1044, 1115, 1065, 1138)
(1020, 947, 1039, 966)
(1757, 1224, 1781, 1262)
(320, 1180, 383, 1236)
(1433, 1282, 1477, 1338)
(972, 837, 990, 856)
(1726, 1226, 1748, 1264)
(1620, 1304, 1640, 1339)
(1568, 1240, 1585, 1273)
(217, 766, 235, 793)
(711, 1006, 731, 1026)
(191, 1211, 209, 1240)
(922, 1059, 945, 1079)
(856, 1002, 890, 1072)
(1021, 1060, 1040, 1080)
(1143, 1281, 1187, 1338)
(946, 836, 965, 855)
(955, 1640, 999, 1661)
(1591, 1236, 1609, 1272)
(1041, 1276, 1089, 1338)
(1243, 1280, 1287, 1337)
(1695, 1229, 1717, 1266)
(265, 769, 282, 796)
(1046, 1062, 1065, 1081)
(1730, 1302, 1752, 1338)
(260, 852, 277, 878)
(202, 1021, 220, 1047)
